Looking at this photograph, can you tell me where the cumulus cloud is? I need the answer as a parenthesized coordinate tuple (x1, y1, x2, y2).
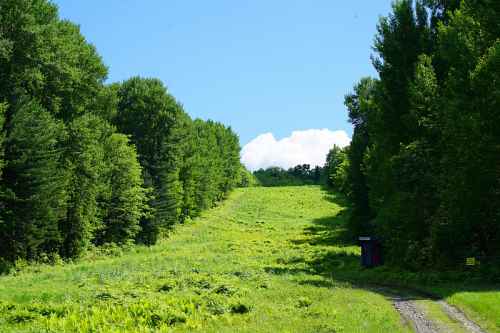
(241, 129, 351, 171)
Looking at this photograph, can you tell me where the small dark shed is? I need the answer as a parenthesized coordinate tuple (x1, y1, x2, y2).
(359, 236, 383, 268)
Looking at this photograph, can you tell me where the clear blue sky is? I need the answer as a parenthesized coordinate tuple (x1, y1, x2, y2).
(53, 0, 392, 145)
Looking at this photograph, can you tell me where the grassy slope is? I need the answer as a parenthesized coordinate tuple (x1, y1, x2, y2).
(434, 287, 500, 332)
(0, 186, 411, 333)
(1, 186, 499, 332)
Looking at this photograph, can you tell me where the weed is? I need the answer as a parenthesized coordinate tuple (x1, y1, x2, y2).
(230, 302, 251, 314)
(95, 292, 115, 301)
(213, 284, 235, 296)
(297, 296, 313, 308)
(158, 284, 173, 292)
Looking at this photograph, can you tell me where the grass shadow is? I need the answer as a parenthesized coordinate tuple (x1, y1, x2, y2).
(286, 190, 500, 306)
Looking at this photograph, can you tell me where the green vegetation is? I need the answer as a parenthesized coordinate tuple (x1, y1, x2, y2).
(0, 0, 499, 330)
(253, 164, 324, 186)
(0, 186, 415, 332)
(415, 300, 468, 333)
(323, 146, 350, 194)
(1, 186, 499, 332)
(0, 0, 247, 266)
(328, 0, 500, 272)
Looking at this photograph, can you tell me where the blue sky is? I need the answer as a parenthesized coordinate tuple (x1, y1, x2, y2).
(53, 0, 392, 167)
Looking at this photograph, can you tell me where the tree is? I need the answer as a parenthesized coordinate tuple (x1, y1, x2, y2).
(324, 146, 345, 189)
(115, 77, 186, 243)
(237, 165, 258, 187)
(97, 133, 150, 245)
(431, 5, 500, 264)
(0, 0, 107, 122)
(0, 0, 243, 262)
(0, 100, 68, 260)
(59, 115, 110, 258)
(343, 78, 377, 237)
(0, 103, 5, 180)
(253, 164, 324, 187)
(467, 41, 500, 260)
(0, 103, 6, 260)
(341, 0, 500, 269)
(358, 0, 435, 265)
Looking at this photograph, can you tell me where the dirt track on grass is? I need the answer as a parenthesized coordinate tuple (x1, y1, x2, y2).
(372, 286, 486, 333)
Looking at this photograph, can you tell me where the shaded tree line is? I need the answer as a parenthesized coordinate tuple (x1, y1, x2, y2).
(0, 0, 246, 265)
(254, 164, 323, 186)
(331, 0, 500, 271)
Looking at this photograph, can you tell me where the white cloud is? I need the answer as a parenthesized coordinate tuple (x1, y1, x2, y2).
(241, 129, 351, 171)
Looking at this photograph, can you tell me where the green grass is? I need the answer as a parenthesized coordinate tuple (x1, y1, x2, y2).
(440, 289, 500, 332)
(414, 300, 468, 333)
(1, 186, 499, 332)
(0, 186, 411, 332)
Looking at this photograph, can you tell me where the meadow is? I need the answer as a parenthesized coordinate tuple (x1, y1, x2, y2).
(0, 186, 498, 332)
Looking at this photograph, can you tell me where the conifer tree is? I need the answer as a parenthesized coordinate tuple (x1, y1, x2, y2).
(60, 115, 109, 258)
(1, 101, 68, 260)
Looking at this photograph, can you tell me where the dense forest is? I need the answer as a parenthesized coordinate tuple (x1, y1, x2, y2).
(326, 0, 500, 272)
(253, 164, 324, 186)
(0, 0, 248, 266)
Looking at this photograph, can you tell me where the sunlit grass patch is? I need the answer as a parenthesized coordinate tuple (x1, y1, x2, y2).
(0, 186, 417, 332)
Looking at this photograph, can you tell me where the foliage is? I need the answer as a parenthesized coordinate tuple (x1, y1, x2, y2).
(324, 146, 350, 194)
(0, 0, 107, 121)
(97, 133, 150, 245)
(114, 77, 186, 242)
(0, 100, 68, 261)
(340, 0, 500, 269)
(114, 79, 242, 244)
(236, 165, 259, 187)
(0, 0, 241, 262)
(254, 164, 323, 186)
(0, 103, 5, 245)
(0, 103, 5, 179)
(61, 115, 109, 258)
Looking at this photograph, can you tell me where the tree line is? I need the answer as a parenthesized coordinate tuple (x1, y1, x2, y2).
(0, 0, 247, 266)
(328, 0, 500, 272)
(253, 164, 323, 186)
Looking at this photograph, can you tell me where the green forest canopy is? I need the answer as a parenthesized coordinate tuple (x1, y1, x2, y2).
(254, 0, 500, 276)
(326, 0, 500, 273)
(0, 0, 249, 265)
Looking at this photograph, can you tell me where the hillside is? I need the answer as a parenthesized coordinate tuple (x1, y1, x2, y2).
(0, 186, 498, 332)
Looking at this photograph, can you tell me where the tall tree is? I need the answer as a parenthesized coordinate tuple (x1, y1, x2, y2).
(115, 77, 186, 243)
(0, 103, 5, 181)
(1, 101, 68, 260)
(341, 0, 500, 268)
(0, 0, 107, 121)
(60, 115, 110, 258)
(0, 0, 243, 263)
(0, 103, 6, 259)
(97, 133, 150, 245)
(344, 78, 377, 237)
(432, 3, 500, 263)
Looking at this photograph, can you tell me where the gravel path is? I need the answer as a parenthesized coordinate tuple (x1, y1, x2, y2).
(370, 286, 486, 333)
(438, 300, 486, 333)
(392, 297, 440, 333)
